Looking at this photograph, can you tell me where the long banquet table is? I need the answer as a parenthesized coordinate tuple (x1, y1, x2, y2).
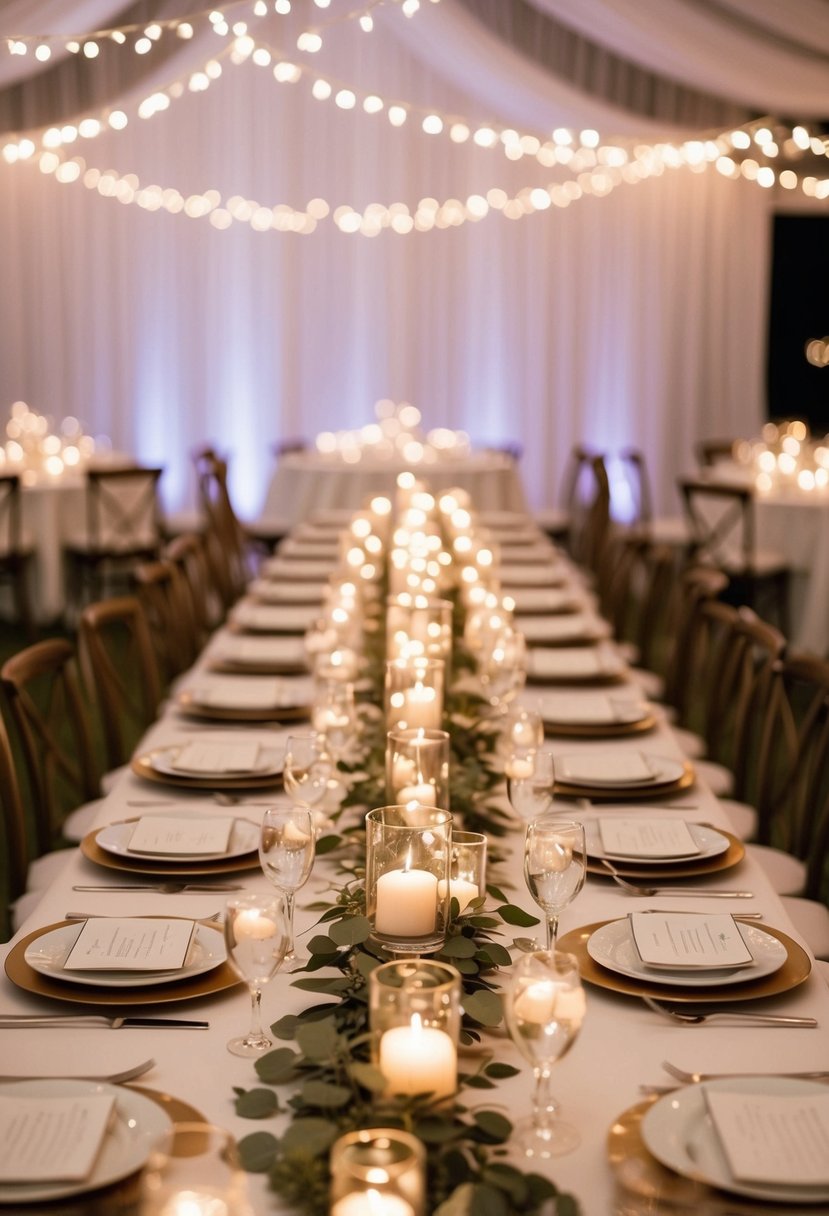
(2, 516, 828, 1215)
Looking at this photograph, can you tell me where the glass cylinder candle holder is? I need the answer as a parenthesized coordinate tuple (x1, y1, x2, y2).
(440, 830, 487, 915)
(385, 727, 449, 812)
(385, 658, 444, 733)
(330, 1128, 425, 1216)
(365, 805, 452, 955)
(369, 959, 461, 1100)
(139, 1123, 252, 1216)
(386, 595, 452, 662)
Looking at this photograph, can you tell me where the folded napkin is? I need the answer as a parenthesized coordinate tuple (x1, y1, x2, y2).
(501, 563, 566, 587)
(519, 615, 609, 644)
(233, 602, 318, 633)
(557, 751, 658, 785)
(538, 693, 645, 724)
(249, 579, 325, 604)
(510, 588, 583, 615)
(705, 1087, 829, 1187)
(189, 677, 311, 711)
(214, 636, 307, 665)
(262, 557, 337, 580)
(171, 741, 264, 773)
(527, 645, 624, 681)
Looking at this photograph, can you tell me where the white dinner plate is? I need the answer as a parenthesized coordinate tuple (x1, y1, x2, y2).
(527, 645, 627, 682)
(96, 811, 260, 862)
(262, 557, 337, 580)
(536, 692, 652, 727)
(231, 602, 319, 634)
(584, 819, 730, 863)
(24, 921, 226, 988)
(518, 614, 612, 644)
(501, 563, 568, 587)
(641, 1078, 829, 1204)
(149, 743, 284, 779)
(587, 918, 787, 987)
(248, 579, 325, 605)
(557, 752, 686, 789)
(0, 1079, 171, 1204)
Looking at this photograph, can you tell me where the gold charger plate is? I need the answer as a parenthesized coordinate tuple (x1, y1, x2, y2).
(607, 1095, 779, 1215)
(586, 828, 745, 880)
(5, 921, 241, 1007)
(208, 658, 309, 676)
(542, 712, 657, 739)
(176, 691, 310, 724)
(81, 825, 262, 878)
(226, 619, 307, 637)
(558, 919, 811, 1004)
(555, 759, 695, 801)
(132, 750, 284, 791)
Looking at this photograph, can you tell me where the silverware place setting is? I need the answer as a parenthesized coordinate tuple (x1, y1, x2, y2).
(641, 996, 817, 1028)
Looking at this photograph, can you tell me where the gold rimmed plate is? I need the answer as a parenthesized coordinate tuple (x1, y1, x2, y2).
(131, 747, 284, 791)
(555, 756, 695, 801)
(586, 825, 744, 879)
(175, 691, 310, 724)
(5, 921, 241, 1007)
(81, 822, 262, 878)
(558, 919, 811, 1004)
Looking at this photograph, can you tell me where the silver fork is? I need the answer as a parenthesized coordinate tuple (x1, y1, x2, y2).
(662, 1059, 829, 1083)
(600, 859, 754, 898)
(0, 1058, 156, 1084)
(642, 995, 818, 1028)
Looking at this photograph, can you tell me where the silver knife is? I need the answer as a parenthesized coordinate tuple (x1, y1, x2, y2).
(0, 1015, 209, 1029)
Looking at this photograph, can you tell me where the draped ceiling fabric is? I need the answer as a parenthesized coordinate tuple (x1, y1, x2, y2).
(0, 0, 826, 519)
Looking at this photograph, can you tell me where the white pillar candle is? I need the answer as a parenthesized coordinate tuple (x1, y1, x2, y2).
(396, 783, 437, 807)
(234, 909, 278, 940)
(402, 684, 440, 730)
(437, 878, 479, 914)
(331, 1191, 414, 1216)
(379, 1015, 457, 1098)
(375, 869, 437, 936)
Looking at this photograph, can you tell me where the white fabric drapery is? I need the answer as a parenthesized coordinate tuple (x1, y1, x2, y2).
(0, 1, 819, 521)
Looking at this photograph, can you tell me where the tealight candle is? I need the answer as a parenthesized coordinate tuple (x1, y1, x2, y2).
(505, 755, 534, 780)
(331, 1189, 414, 1216)
(378, 1015, 457, 1098)
(375, 869, 437, 936)
(234, 909, 277, 940)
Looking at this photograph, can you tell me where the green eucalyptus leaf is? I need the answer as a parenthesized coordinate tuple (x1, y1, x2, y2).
(315, 833, 343, 855)
(414, 1115, 465, 1145)
(496, 904, 540, 927)
(476, 942, 512, 967)
(234, 1088, 279, 1119)
(299, 1079, 352, 1108)
(454, 958, 479, 975)
(353, 951, 383, 979)
(481, 1162, 528, 1203)
(307, 934, 340, 957)
(526, 1173, 559, 1203)
(473, 1109, 513, 1142)
(440, 935, 478, 959)
(462, 989, 503, 1026)
(484, 1062, 521, 1080)
(347, 1061, 387, 1093)
(237, 1130, 279, 1172)
(269, 1013, 300, 1040)
(434, 1182, 510, 1216)
(292, 976, 351, 994)
(295, 1018, 339, 1062)
(555, 1194, 580, 1216)
(460, 1074, 495, 1089)
(486, 884, 509, 903)
(279, 1117, 340, 1156)
(255, 1047, 300, 1084)
(329, 915, 372, 946)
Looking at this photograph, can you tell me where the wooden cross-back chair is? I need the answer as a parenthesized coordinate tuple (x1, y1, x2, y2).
(193, 448, 252, 611)
(0, 639, 100, 851)
(64, 465, 164, 614)
(569, 453, 611, 575)
(78, 596, 163, 774)
(695, 437, 736, 468)
(164, 531, 220, 645)
(678, 477, 790, 631)
(0, 472, 35, 636)
(133, 558, 199, 681)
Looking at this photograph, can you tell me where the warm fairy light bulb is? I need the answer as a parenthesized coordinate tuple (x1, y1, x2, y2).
(135, 37, 152, 53)
(297, 31, 323, 52)
(35, 44, 52, 61)
(312, 78, 332, 99)
(363, 95, 383, 113)
(388, 105, 407, 126)
(176, 22, 194, 38)
(360, 14, 374, 31)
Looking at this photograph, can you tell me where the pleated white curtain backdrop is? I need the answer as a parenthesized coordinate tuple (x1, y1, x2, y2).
(0, 3, 774, 518)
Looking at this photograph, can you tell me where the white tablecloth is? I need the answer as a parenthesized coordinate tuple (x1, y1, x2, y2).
(3, 540, 828, 1214)
(257, 450, 528, 528)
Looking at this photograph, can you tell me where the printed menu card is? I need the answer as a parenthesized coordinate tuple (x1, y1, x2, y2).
(629, 912, 753, 970)
(599, 818, 700, 858)
(127, 815, 234, 856)
(172, 741, 262, 773)
(0, 1094, 115, 1182)
(64, 918, 196, 972)
(705, 1087, 829, 1186)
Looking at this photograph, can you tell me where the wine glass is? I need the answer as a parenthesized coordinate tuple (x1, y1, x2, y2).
(283, 732, 334, 830)
(223, 892, 288, 1057)
(506, 748, 555, 822)
(259, 805, 316, 961)
(497, 704, 544, 759)
(523, 817, 586, 948)
(478, 626, 527, 711)
(503, 950, 586, 1158)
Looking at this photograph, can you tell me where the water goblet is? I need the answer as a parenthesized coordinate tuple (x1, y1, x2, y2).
(478, 626, 527, 711)
(312, 677, 356, 761)
(497, 704, 544, 759)
(503, 950, 586, 1158)
(283, 732, 333, 815)
(259, 805, 316, 961)
(523, 817, 586, 948)
(223, 892, 288, 1057)
(506, 748, 555, 822)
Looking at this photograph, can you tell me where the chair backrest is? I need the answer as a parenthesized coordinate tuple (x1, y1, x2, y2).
(0, 639, 100, 853)
(273, 438, 307, 459)
(85, 466, 164, 552)
(194, 449, 250, 608)
(0, 706, 31, 932)
(133, 558, 199, 679)
(617, 447, 654, 531)
(0, 473, 25, 557)
(164, 531, 220, 642)
(661, 563, 729, 719)
(570, 453, 611, 573)
(78, 596, 163, 773)
(695, 438, 736, 468)
(678, 478, 756, 571)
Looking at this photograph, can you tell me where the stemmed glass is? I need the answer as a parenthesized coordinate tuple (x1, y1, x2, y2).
(311, 678, 356, 761)
(503, 950, 586, 1158)
(478, 626, 527, 712)
(506, 749, 556, 822)
(259, 805, 316, 961)
(283, 732, 334, 830)
(523, 817, 586, 948)
(223, 892, 289, 1057)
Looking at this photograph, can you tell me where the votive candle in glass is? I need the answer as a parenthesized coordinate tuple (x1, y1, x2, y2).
(369, 959, 461, 1100)
(329, 1128, 425, 1216)
(365, 805, 451, 955)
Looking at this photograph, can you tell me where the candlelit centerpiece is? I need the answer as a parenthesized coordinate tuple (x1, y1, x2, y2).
(368, 959, 461, 1100)
(385, 727, 450, 811)
(329, 1128, 425, 1216)
(365, 804, 452, 955)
